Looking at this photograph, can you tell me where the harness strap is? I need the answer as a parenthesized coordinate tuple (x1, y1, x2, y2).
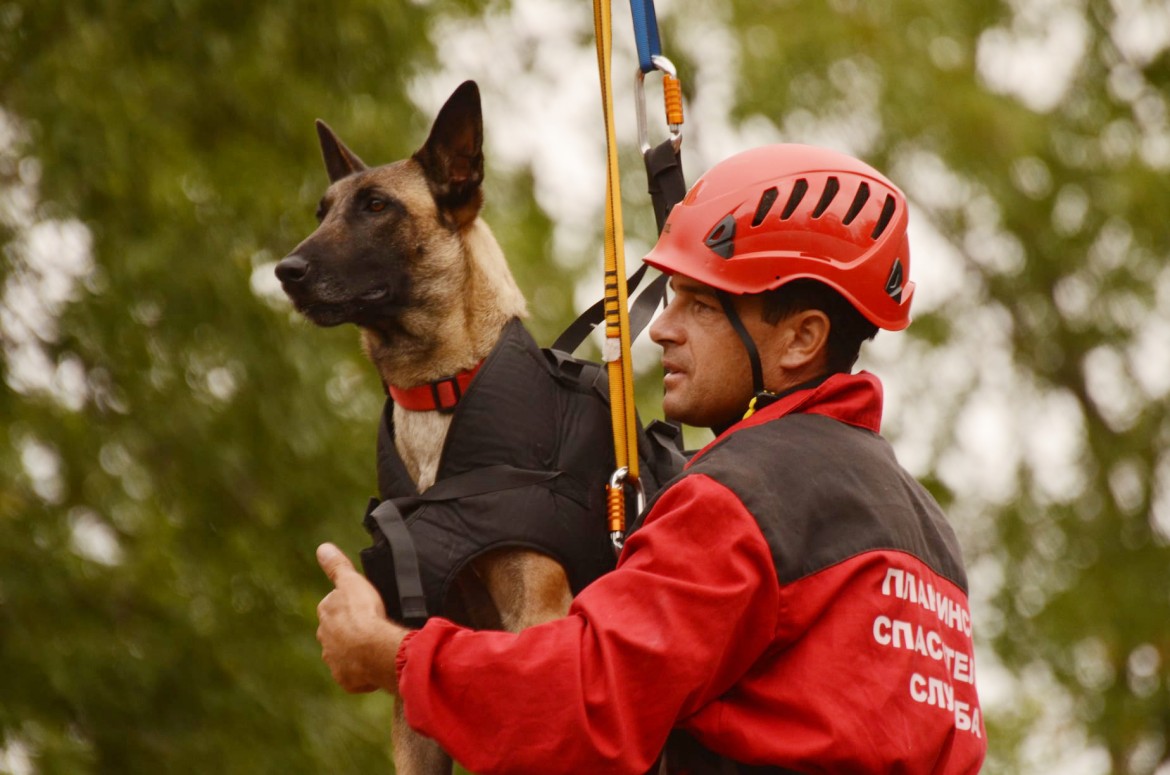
(387, 362, 483, 412)
(362, 465, 564, 625)
(364, 498, 429, 625)
(551, 264, 667, 355)
(394, 465, 561, 510)
(628, 272, 670, 348)
(643, 137, 687, 234)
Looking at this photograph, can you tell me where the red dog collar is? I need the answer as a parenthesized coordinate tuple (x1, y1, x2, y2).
(387, 362, 483, 412)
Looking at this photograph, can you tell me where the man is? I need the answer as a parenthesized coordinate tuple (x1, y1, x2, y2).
(315, 144, 987, 773)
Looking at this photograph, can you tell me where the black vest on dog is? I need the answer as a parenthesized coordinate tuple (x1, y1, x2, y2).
(359, 318, 686, 626)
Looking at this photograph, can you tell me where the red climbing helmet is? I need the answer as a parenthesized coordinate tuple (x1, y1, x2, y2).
(644, 144, 914, 331)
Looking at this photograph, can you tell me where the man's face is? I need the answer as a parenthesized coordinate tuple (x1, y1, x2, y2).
(649, 276, 761, 430)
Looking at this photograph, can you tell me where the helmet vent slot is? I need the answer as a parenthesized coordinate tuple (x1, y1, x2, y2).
(779, 179, 809, 219)
(842, 182, 870, 225)
(752, 187, 779, 227)
(811, 176, 840, 218)
(871, 195, 897, 239)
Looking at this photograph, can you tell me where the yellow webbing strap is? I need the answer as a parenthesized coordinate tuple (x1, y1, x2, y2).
(593, 0, 639, 545)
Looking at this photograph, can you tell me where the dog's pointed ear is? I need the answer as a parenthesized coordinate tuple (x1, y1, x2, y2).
(413, 80, 484, 228)
(316, 120, 368, 183)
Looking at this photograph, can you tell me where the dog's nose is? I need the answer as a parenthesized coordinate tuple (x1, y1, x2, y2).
(275, 255, 310, 284)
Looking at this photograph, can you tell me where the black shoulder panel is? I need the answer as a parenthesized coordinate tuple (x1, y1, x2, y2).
(661, 414, 967, 591)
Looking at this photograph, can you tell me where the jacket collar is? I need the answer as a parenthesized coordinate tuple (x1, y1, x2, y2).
(689, 371, 884, 466)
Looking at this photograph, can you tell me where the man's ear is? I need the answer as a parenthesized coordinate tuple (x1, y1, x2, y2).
(777, 310, 831, 371)
(316, 120, 368, 183)
(413, 80, 484, 229)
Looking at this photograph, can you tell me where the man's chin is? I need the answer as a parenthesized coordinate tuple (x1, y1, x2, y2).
(662, 394, 698, 427)
(663, 393, 745, 432)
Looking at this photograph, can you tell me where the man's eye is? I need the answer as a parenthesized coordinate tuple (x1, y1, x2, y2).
(694, 298, 716, 312)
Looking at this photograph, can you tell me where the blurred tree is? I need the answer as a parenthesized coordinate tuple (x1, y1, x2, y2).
(0, 0, 567, 772)
(4, 0, 1170, 773)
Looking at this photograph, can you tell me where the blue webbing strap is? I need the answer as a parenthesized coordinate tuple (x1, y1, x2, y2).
(628, 0, 662, 73)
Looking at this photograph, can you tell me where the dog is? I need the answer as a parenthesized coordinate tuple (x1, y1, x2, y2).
(277, 81, 575, 774)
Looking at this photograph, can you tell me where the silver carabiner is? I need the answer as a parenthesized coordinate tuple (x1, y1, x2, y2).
(635, 55, 683, 155)
(608, 466, 646, 556)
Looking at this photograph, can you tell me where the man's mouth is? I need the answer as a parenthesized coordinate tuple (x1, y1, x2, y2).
(661, 360, 686, 390)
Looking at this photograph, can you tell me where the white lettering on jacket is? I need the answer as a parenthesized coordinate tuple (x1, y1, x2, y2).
(880, 567, 972, 637)
(875, 563, 982, 738)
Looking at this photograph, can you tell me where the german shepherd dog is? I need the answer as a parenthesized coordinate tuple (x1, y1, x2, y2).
(277, 82, 573, 773)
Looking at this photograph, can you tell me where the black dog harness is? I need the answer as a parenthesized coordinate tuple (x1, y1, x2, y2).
(359, 317, 685, 626)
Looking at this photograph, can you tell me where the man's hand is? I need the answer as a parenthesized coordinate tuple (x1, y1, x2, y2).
(316, 542, 409, 695)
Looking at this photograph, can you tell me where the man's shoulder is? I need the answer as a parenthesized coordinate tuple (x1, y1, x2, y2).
(692, 411, 881, 474)
(677, 411, 967, 590)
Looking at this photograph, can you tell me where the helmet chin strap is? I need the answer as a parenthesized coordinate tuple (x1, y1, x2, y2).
(717, 290, 767, 406)
(716, 291, 830, 425)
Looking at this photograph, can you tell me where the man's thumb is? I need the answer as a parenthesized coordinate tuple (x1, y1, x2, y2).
(317, 542, 356, 584)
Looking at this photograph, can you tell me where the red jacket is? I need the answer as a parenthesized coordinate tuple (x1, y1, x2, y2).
(396, 372, 986, 774)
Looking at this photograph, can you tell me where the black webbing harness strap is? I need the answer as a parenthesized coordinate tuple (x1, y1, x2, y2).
(644, 137, 688, 235)
(362, 499, 427, 625)
(361, 465, 562, 628)
(551, 136, 684, 364)
(551, 263, 667, 355)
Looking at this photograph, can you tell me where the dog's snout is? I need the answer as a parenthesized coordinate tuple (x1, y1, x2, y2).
(276, 255, 311, 284)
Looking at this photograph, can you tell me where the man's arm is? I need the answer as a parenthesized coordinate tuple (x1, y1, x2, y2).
(394, 475, 783, 774)
(315, 542, 407, 695)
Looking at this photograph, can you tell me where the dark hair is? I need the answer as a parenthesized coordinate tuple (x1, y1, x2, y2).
(761, 279, 878, 374)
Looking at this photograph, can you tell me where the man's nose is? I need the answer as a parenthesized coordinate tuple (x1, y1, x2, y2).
(650, 298, 681, 346)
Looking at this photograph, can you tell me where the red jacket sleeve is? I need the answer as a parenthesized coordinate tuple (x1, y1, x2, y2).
(395, 474, 781, 775)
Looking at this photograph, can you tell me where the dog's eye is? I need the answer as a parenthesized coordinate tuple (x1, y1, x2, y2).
(368, 199, 386, 213)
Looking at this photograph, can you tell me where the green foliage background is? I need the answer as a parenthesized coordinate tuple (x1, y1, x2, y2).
(1, 0, 1168, 773)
